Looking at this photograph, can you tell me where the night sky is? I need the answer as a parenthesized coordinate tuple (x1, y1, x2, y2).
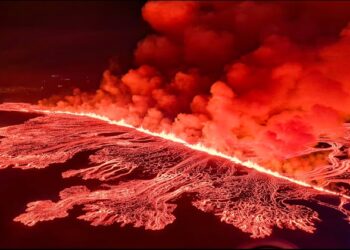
(0, 1, 148, 90)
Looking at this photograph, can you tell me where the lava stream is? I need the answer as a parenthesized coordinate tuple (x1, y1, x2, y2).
(10, 103, 350, 200)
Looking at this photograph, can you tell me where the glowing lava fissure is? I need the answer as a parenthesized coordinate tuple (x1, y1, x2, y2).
(0, 102, 350, 239)
(4, 102, 350, 200)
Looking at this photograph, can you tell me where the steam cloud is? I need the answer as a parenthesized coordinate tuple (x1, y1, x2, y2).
(41, 1, 350, 170)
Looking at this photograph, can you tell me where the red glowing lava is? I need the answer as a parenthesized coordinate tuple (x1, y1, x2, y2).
(0, 103, 349, 238)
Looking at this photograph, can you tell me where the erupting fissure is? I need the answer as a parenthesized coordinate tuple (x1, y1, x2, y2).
(18, 104, 350, 200)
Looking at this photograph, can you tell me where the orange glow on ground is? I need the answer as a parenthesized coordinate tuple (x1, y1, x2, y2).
(20, 106, 350, 201)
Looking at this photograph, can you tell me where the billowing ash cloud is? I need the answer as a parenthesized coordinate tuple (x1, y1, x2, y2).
(40, 1, 350, 166)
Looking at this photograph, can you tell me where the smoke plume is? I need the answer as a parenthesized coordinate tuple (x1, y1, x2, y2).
(40, 1, 350, 171)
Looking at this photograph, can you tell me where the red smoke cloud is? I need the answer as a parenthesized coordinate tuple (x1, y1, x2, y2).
(40, 1, 350, 167)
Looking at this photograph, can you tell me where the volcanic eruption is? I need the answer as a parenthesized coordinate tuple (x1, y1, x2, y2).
(1, 0, 350, 241)
(41, 1, 350, 168)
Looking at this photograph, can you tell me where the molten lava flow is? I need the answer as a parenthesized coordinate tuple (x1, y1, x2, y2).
(27, 104, 350, 200)
(0, 103, 350, 238)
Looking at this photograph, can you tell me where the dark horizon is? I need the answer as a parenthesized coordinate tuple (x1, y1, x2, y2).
(0, 1, 148, 90)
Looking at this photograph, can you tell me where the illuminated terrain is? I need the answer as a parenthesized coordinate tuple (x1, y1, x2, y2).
(0, 103, 349, 239)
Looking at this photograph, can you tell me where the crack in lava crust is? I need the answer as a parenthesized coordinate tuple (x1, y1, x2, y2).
(0, 102, 350, 238)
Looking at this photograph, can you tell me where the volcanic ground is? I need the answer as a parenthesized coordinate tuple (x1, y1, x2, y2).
(0, 103, 350, 248)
